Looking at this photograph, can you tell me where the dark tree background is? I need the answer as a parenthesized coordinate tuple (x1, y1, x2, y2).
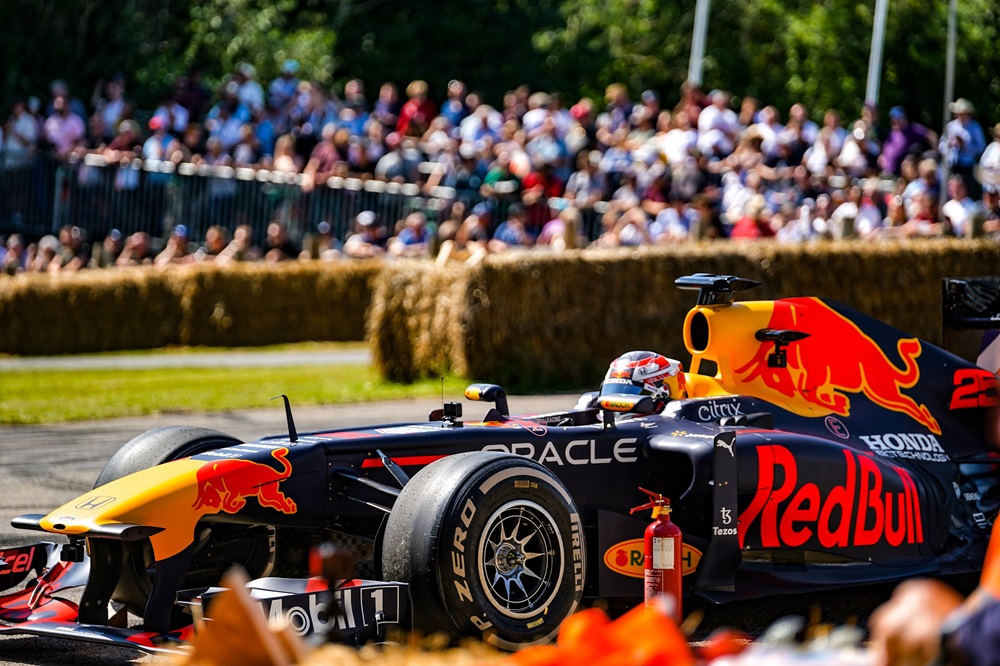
(1, 0, 997, 129)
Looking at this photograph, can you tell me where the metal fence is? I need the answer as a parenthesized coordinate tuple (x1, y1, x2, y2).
(0, 152, 607, 248)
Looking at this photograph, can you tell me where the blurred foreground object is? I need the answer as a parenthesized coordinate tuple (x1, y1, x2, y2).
(499, 603, 695, 666)
(869, 516, 1000, 666)
(178, 568, 309, 666)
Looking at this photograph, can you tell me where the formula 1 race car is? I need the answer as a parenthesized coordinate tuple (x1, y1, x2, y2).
(1, 273, 999, 656)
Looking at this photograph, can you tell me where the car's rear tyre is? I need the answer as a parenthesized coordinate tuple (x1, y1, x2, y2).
(381, 451, 585, 650)
(93, 426, 276, 620)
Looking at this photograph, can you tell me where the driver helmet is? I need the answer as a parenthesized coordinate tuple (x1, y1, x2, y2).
(600, 351, 686, 409)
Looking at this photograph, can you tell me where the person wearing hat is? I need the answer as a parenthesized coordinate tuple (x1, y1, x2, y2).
(941, 97, 987, 195)
(343, 211, 386, 258)
(878, 106, 937, 176)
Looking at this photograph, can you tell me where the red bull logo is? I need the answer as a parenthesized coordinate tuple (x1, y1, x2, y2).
(603, 539, 702, 577)
(192, 447, 297, 515)
(734, 298, 940, 434)
(738, 444, 923, 550)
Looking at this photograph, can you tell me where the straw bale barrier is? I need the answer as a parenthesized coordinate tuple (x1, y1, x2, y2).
(369, 240, 1000, 391)
(0, 262, 378, 355)
(173, 262, 378, 347)
(0, 268, 181, 355)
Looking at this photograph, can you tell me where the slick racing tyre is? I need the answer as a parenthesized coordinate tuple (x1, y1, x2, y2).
(381, 451, 585, 650)
(93, 426, 276, 621)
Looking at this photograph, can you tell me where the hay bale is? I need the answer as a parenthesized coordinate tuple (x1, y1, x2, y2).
(175, 262, 378, 347)
(367, 240, 1000, 391)
(0, 268, 181, 354)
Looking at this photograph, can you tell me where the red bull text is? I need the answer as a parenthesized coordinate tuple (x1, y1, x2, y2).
(738, 444, 924, 550)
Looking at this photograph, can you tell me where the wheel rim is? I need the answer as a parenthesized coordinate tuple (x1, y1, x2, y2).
(477, 500, 564, 620)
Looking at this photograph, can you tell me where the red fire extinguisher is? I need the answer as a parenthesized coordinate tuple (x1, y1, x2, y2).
(630, 487, 683, 621)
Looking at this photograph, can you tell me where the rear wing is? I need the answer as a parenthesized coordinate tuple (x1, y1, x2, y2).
(943, 276, 1000, 373)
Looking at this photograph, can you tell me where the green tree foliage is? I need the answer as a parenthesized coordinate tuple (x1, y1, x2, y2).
(333, 0, 563, 102)
(0, 0, 996, 129)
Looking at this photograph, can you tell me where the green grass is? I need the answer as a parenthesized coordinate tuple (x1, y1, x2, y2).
(0, 364, 469, 425)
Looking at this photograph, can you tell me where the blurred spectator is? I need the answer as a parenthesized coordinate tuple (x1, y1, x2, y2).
(901, 190, 942, 237)
(980, 185, 1000, 237)
(659, 111, 698, 167)
(343, 211, 387, 258)
(30, 234, 61, 272)
(115, 232, 153, 266)
(263, 220, 300, 262)
(301, 123, 341, 192)
(143, 116, 179, 161)
(194, 225, 231, 262)
(803, 109, 846, 175)
(91, 74, 133, 143)
(836, 119, 880, 178)
(370, 82, 401, 132)
(374, 132, 420, 183)
(439, 79, 469, 129)
(653, 193, 699, 243)
(440, 213, 490, 264)
(829, 183, 882, 240)
(152, 89, 190, 137)
(788, 102, 819, 145)
(388, 211, 434, 258)
(299, 220, 341, 261)
(101, 119, 142, 160)
(488, 203, 534, 252)
(564, 150, 608, 210)
(940, 97, 987, 195)
(603, 83, 633, 133)
(697, 90, 740, 158)
(979, 123, 1000, 192)
(234, 63, 265, 116)
(396, 79, 436, 138)
(45, 79, 88, 121)
(205, 97, 246, 152)
(232, 123, 261, 167)
(1, 234, 29, 275)
(268, 60, 301, 114)
(216, 224, 259, 265)
(537, 205, 585, 251)
(43, 93, 87, 160)
(343, 79, 368, 114)
(90, 229, 124, 268)
(271, 133, 303, 173)
(941, 173, 977, 237)
(730, 194, 776, 240)
(4, 98, 39, 168)
(154, 224, 193, 266)
(878, 106, 936, 176)
(173, 70, 211, 122)
(521, 160, 565, 236)
(53, 225, 90, 272)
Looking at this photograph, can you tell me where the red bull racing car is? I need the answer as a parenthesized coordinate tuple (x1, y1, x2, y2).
(1, 273, 999, 655)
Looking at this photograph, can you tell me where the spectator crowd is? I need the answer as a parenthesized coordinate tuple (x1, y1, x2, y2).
(3, 63, 1000, 275)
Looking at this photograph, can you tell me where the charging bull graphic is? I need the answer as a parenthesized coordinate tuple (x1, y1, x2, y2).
(192, 447, 297, 514)
(734, 298, 941, 434)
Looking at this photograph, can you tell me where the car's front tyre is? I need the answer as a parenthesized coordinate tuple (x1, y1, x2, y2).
(381, 451, 585, 650)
